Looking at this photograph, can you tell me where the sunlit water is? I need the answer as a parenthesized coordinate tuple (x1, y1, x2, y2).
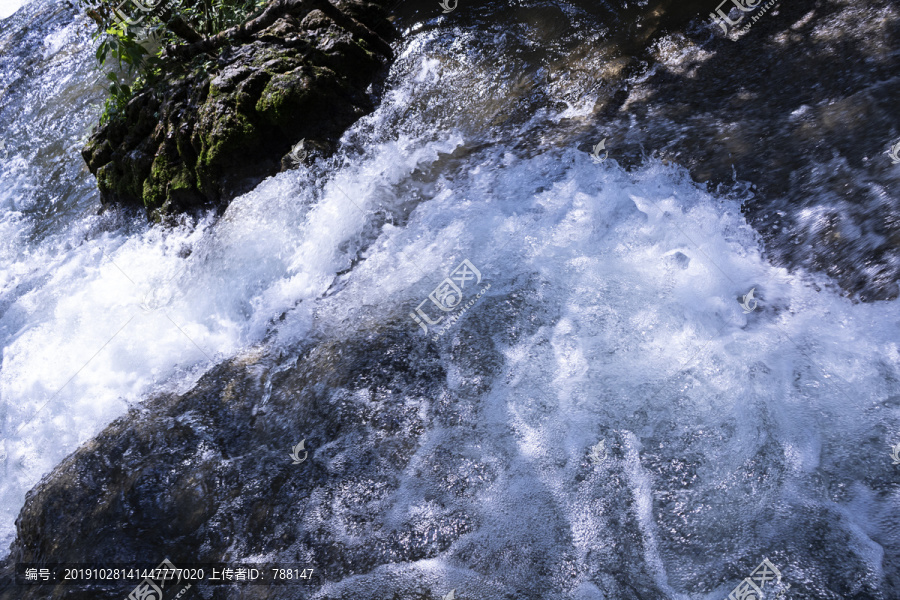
(0, 0, 27, 20)
(1, 0, 899, 596)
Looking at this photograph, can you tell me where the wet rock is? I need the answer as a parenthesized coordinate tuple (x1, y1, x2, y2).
(0, 330, 446, 599)
(579, 0, 900, 301)
(0, 290, 672, 600)
(81, 0, 395, 222)
(456, 0, 900, 301)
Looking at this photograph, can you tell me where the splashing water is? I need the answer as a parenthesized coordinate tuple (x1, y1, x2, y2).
(1, 0, 899, 596)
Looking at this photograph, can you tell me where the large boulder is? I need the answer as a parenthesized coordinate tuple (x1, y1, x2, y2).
(81, 0, 395, 221)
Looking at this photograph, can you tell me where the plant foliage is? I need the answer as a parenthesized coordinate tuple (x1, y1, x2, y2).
(80, 0, 267, 123)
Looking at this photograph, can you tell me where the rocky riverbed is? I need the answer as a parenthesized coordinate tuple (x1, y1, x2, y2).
(1, 0, 900, 598)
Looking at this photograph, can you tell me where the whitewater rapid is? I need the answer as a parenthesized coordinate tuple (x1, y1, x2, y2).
(2, 1, 900, 596)
(0, 0, 26, 20)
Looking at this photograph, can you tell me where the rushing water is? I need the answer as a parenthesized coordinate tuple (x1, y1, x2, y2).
(0, 0, 25, 19)
(2, 0, 900, 597)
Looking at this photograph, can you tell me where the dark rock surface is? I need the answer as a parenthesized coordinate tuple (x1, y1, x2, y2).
(81, 0, 395, 221)
(0, 329, 444, 600)
(582, 0, 900, 301)
(440, 0, 900, 301)
(0, 286, 683, 600)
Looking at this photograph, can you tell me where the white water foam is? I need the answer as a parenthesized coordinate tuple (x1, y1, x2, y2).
(307, 143, 900, 596)
(0, 135, 463, 554)
(1, 9, 899, 597)
(0, 0, 28, 20)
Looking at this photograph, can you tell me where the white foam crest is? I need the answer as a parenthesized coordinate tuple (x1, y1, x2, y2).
(0, 131, 464, 555)
(306, 144, 900, 594)
(0, 0, 28, 19)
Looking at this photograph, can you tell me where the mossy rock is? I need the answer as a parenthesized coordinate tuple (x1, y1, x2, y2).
(81, 0, 395, 221)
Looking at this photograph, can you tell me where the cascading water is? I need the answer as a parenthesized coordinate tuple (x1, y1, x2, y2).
(0, 0, 25, 19)
(2, 0, 900, 597)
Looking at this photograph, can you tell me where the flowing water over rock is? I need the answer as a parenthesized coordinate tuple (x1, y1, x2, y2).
(1, 0, 900, 598)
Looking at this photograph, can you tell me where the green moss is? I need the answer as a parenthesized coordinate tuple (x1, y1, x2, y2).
(142, 149, 194, 209)
(144, 154, 175, 209)
(255, 66, 333, 126)
(197, 111, 258, 169)
(84, 0, 393, 219)
(96, 163, 117, 197)
(170, 164, 195, 192)
(97, 159, 145, 204)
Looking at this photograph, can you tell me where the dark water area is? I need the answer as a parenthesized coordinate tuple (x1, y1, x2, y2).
(1, 0, 900, 599)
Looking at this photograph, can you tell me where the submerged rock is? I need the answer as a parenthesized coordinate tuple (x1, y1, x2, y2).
(81, 0, 395, 221)
(578, 0, 900, 301)
(0, 330, 446, 599)
(0, 294, 678, 600)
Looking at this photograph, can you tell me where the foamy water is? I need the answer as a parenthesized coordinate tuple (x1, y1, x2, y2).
(303, 144, 900, 596)
(0, 0, 28, 20)
(1, 2, 899, 596)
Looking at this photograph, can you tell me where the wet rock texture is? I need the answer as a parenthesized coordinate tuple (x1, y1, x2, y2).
(584, 0, 900, 301)
(0, 292, 678, 600)
(0, 332, 445, 600)
(7, 1, 900, 599)
(81, 0, 394, 221)
(455, 0, 900, 301)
